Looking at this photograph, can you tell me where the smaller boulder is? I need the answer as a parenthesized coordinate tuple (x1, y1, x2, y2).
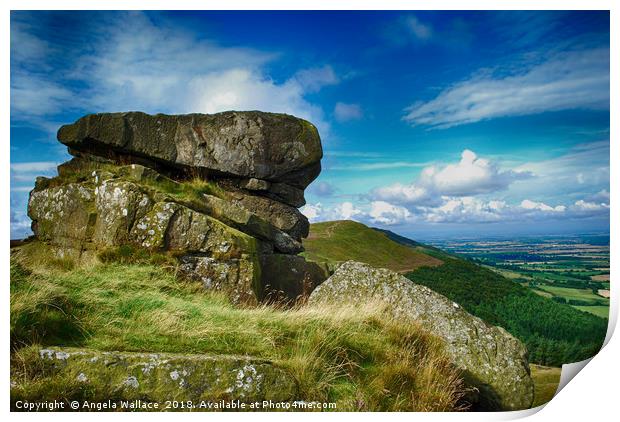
(308, 261, 534, 411)
(14, 347, 298, 405)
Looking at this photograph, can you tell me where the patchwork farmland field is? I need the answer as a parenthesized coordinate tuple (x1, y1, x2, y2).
(427, 234, 610, 319)
(538, 286, 606, 303)
(573, 305, 610, 318)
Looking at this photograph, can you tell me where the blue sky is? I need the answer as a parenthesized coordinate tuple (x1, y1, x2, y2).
(10, 10, 610, 239)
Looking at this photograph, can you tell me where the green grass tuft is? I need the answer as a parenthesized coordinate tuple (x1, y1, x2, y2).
(143, 175, 228, 203)
(97, 244, 177, 268)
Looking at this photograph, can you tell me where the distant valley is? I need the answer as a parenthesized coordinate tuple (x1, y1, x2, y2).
(427, 235, 610, 319)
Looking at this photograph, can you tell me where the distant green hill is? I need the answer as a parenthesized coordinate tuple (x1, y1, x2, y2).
(304, 220, 607, 367)
(302, 220, 443, 272)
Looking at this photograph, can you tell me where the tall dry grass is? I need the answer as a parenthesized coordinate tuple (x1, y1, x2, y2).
(11, 241, 467, 411)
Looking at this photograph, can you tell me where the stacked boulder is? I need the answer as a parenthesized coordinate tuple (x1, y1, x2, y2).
(28, 111, 328, 304)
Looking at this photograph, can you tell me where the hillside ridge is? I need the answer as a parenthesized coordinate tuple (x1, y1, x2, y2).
(302, 220, 442, 272)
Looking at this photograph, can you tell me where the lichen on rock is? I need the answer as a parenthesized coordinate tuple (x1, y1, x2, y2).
(13, 347, 298, 405)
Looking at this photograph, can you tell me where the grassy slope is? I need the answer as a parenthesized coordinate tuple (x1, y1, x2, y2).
(302, 221, 442, 273)
(530, 365, 561, 408)
(10, 241, 465, 411)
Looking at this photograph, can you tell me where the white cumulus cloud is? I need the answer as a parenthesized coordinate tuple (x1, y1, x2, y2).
(11, 12, 336, 136)
(373, 149, 532, 205)
(520, 199, 566, 213)
(301, 201, 364, 223)
(300, 203, 323, 222)
(369, 201, 413, 225)
(335, 202, 364, 220)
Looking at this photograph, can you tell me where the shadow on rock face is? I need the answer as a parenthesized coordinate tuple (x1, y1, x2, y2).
(458, 370, 507, 411)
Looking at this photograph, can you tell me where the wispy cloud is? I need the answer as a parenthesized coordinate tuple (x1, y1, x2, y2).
(334, 102, 363, 122)
(11, 161, 59, 172)
(404, 48, 609, 128)
(329, 161, 429, 171)
(325, 151, 384, 158)
(11, 209, 32, 239)
(11, 161, 60, 184)
(404, 16, 433, 41)
(292, 65, 339, 93)
(384, 14, 434, 46)
(511, 140, 609, 200)
(308, 181, 337, 197)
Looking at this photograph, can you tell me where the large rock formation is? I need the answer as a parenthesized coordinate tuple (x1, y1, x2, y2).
(308, 261, 535, 411)
(28, 111, 327, 305)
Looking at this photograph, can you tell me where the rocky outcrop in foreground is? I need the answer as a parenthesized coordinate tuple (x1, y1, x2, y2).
(309, 261, 535, 411)
(13, 348, 297, 406)
(28, 111, 328, 304)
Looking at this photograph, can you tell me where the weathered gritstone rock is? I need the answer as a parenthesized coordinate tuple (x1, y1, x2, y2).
(93, 179, 153, 246)
(234, 178, 306, 208)
(27, 161, 324, 304)
(118, 163, 303, 254)
(12, 348, 298, 406)
(179, 255, 260, 305)
(266, 182, 306, 208)
(229, 191, 309, 241)
(198, 193, 303, 254)
(29, 176, 257, 261)
(28, 183, 96, 250)
(308, 261, 534, 411)
(57, 111, 322, 188)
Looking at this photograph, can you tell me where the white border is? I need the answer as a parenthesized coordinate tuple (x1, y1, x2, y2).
(3, 1, 617, 420)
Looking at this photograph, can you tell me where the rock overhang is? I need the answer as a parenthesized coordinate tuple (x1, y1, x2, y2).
(57, 111, 323, 189)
